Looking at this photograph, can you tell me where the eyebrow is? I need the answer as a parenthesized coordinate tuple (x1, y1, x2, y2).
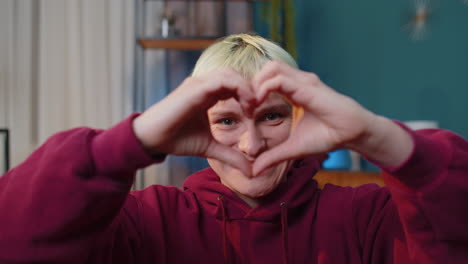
(208, 103, 292, 120)
(208, 110, 241, 120)
(254, 103, 292, 118)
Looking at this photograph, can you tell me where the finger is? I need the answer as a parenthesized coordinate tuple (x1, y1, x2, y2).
(256, 74, 298, 105)
(253, 62, 327, 108)
(205, 142, 253, 177)
(252, 141, 309, 176)
(225, 71, 257, 114)
(256, 74, 313, 112)
(252, 60, 296, 91)
(201, 69, 257, 113)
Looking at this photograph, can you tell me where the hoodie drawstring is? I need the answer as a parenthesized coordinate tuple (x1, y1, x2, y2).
(280, 202, 289, 264)
(218, 195, 231, 264)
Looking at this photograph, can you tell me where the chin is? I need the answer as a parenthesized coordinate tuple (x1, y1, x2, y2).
(209, 159, 291, 199)
(233, 169, 284, 198)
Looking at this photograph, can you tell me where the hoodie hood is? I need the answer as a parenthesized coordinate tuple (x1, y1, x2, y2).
(183, 156, 321, 222)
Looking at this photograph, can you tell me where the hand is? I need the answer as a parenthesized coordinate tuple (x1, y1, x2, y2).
(133, 68, 256, 176)
(251, 61, 413, 175)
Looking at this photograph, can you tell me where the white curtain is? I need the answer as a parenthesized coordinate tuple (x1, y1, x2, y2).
(38, 0, 135, 141)
(0, 0, 38, 167)
(0, 0, 135, 167)
(1, 0, 251, 188)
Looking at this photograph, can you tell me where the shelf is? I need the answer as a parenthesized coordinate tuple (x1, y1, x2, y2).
(313, 170, 383, 189)
(138, 38, 219, 50)
(143, 0, 265, 2)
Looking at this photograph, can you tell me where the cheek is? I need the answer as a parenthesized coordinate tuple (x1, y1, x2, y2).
(210, 127, 241, 146)
(261, 121, 292, 146)
(207, 158, 222, 173)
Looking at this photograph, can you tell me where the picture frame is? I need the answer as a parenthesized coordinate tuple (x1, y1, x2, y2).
(0, 129, 9, 174)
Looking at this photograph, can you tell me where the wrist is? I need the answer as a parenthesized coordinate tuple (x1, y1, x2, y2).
(346, 115, 414, 167)
(132, 115, 151, 148)
(132, 115, 167, 157)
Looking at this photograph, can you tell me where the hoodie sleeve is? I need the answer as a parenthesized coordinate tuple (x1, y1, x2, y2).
(353, 126, 468, 264)
(0, 114, 157, 263)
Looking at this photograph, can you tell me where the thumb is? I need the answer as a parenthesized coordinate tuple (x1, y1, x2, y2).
(205, 143, 252, 177)
(253, 142, 306, 176)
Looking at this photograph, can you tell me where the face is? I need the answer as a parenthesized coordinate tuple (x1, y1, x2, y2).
(207, 93, 293, 199)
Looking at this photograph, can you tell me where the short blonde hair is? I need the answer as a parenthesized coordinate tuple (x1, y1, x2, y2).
(192, 34, 297, 79)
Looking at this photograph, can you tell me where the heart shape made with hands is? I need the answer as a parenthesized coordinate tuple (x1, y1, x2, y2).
(229, 87, 324, 177)
(135, 61, 372, 178)
(205, 61, 372, 177)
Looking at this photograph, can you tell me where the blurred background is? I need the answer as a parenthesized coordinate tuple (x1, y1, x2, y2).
(1, 0, 467, 188)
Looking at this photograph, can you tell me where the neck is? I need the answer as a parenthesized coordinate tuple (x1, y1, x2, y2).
(236, 192, 260, 208)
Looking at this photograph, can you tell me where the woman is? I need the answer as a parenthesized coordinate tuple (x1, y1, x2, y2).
(1, 34, 467, 263)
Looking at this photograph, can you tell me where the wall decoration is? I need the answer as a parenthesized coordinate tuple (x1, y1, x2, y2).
(402, 0, 431, 41)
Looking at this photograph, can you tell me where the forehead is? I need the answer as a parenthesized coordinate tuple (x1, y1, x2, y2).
(208, 93, 290, 115)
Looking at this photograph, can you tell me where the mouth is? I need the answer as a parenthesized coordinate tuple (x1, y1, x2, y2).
(225, 163, 268, 178)
(247, 166, 276, 179)
(242, 155, 256, 163)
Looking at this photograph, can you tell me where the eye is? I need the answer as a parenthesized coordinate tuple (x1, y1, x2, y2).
(210, 114, 241, 131)
(217, 118, 236, 126)
(262, 113, 284, 122)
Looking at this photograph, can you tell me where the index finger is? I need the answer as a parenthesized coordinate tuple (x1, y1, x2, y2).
(201, 68, 257, 116)
(252, 60, 298, 92)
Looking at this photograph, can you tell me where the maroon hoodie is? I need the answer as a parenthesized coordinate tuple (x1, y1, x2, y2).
(0, 114, 467, 263)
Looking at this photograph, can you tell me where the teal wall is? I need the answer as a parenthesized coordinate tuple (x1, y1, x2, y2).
(254, 0, 468, 138)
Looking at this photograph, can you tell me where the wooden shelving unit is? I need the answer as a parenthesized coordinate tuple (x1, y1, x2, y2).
(137, 0, 263, 50)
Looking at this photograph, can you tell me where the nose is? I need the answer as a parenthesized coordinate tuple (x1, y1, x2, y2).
(238, 124, 266, 159)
